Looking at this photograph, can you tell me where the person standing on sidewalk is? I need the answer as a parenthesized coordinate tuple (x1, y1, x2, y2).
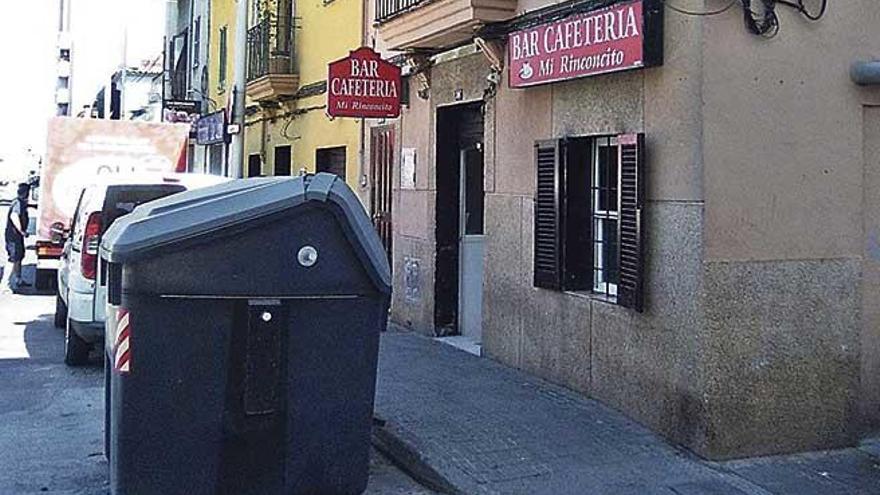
(1, 183, 31, 294)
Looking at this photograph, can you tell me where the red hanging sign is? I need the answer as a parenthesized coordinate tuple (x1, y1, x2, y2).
(327, 47, 402, 119)
(508, 0, 663, 88)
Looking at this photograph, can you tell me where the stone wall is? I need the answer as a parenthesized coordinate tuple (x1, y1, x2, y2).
(481, 11, 712, 453)
(386, 1, 880, 460)
(699, 2, 880, 457)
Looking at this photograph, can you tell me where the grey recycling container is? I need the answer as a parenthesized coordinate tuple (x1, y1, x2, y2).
(100, 173, 391, 495)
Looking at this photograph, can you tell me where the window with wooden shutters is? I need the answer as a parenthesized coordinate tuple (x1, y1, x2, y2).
(591, 136, 619, 298)
(616, 133, 645, 312)
(533, 140, 563, 290)
(533, 134, 646, 312)
(563, 138, 593, 291)
(219, 26, 228, 89)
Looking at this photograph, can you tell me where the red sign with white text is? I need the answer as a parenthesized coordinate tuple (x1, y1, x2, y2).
(508, 0, 661, 88)
(328, 47, 402, 119)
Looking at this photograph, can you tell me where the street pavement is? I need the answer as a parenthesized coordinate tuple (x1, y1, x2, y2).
(374, 324, 880, 495)
(0, 264, 435, 495)
(0, 286, 107, 494)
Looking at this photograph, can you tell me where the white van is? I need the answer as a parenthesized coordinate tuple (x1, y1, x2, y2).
(55, 173, 227, 365)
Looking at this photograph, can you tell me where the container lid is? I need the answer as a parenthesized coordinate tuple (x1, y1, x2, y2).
(101, 174, 391, 292)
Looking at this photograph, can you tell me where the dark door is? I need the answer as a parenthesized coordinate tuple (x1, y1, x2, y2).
(274, 145, 291, 176)
(208, 144, 224, 175)
(316, 147, 346, 179)
(434, 102, 484, 336)
(370, 126, 394, 264)
(247, 153, 262, 177)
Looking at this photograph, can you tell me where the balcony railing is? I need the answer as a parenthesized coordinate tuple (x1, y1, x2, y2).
(376, 0, 426, 22)
(247, 17, 294, 82)
(374, 0, 516, 51)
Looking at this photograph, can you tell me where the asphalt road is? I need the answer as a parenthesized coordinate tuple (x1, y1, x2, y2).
(0, 266, 434, 495)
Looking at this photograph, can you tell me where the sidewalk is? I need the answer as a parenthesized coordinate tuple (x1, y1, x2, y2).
(372, 328, 880, 495)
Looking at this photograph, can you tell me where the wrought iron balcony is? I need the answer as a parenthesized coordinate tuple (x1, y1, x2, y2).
(373, 0, 517, 51)
(375, 0, 425, 22)
(246, 17, 298, 102)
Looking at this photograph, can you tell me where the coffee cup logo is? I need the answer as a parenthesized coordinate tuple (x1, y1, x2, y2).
(519, 61, 534, 80)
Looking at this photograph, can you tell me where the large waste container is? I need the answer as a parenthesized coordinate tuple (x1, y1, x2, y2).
(100, 173, 391, 495)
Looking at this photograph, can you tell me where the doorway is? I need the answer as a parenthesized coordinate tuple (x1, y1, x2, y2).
(370, 126, 394, 263)
(208, 144, 224, 176)
(274, 145, 291, 176)
(316, 146, 347, 179)
(247, 153, 262, 177)
(434, 102, 484, 345)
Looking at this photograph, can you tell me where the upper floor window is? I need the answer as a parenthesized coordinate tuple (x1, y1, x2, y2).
(591, 136, 619, 297)
(275, 0, 293, 54)
(193, 16, 201, 68)
(219, 26, 228, 89)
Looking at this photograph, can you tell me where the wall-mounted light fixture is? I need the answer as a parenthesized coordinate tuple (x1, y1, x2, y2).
(851, 60, 880, 86)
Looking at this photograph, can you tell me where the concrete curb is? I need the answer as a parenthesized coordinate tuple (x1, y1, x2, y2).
(371, 416, 461, 495)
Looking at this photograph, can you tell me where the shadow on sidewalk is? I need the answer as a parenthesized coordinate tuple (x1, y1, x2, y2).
(19, 312, 103, 369)
(0, 314, 107, 494)
(0, 262, 56, 297)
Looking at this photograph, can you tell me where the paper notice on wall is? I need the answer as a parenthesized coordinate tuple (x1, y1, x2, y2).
(404, 257, 420, 302)
(401, 148, 416, 189)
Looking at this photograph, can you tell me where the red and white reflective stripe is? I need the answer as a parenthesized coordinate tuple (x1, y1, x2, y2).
(114, 309, 131, 373)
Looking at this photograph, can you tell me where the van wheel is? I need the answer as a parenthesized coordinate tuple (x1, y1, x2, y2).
(54, 295, 68, 328)
(64, 319, 90, 366)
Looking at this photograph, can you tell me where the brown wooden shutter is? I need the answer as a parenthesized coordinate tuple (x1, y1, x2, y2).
(563, 138, 593, 291)
(617, 133, 646, 311)
(534, 140, 564, 290)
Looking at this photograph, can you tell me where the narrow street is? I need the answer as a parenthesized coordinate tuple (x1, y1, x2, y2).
(0, 0, 878, 493)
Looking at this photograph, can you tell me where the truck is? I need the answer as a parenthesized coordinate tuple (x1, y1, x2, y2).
(35, 117, 191, 290)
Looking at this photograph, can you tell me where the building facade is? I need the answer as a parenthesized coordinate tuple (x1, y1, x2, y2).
(164, 0, 214, 173)
(55, 0, 73, 117)
(371, 0, 880, 459)
(120, 59, 165, 122)
(206, 0, 236, 177)
(87, 59, 163, 122)
(242, 0, 364, 192)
